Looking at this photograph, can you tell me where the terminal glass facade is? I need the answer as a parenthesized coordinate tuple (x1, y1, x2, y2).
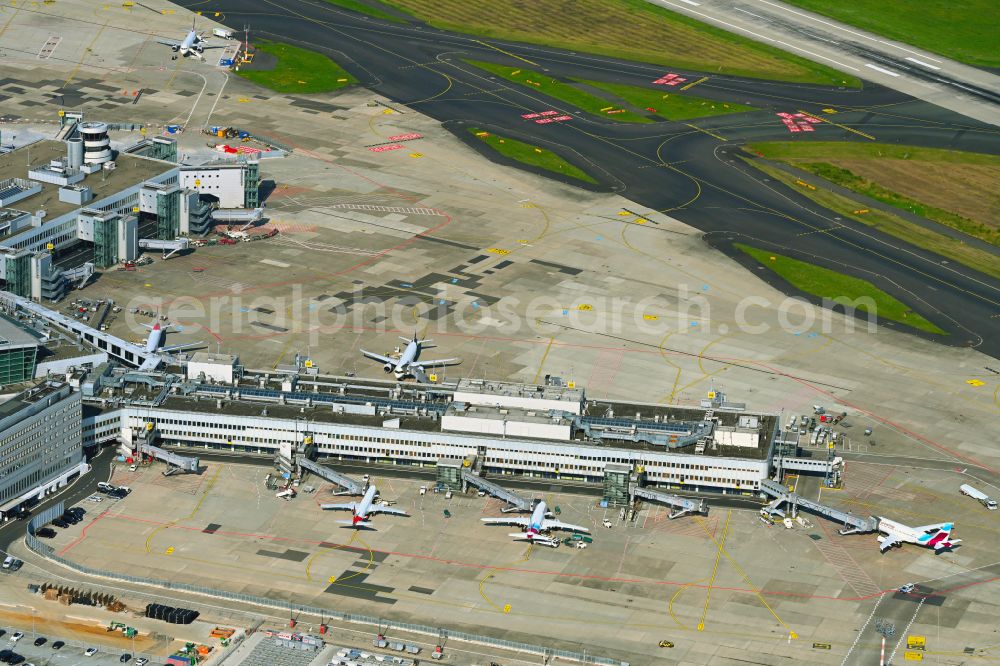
(92, 215, 118, 268)
(156, 189, 180, 240)
(0, 345, 37, 385)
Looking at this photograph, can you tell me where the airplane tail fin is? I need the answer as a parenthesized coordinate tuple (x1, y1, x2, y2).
(935, 539, 960, 550)
(337, 520, 372, 528)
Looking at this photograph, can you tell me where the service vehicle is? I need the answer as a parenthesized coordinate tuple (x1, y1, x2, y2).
(960, 484, 998, 510)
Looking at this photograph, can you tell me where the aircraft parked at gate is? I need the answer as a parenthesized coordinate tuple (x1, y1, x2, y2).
(322, 485, 408, 528)
(361, 333, 460, 381)
(156, 19, 225, 59)
(876, 517, 960, 553)
(141, 322, 202, 354)
(481, 501, 589, 547)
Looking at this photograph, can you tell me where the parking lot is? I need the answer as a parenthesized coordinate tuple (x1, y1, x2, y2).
(0, 629, 150, 666)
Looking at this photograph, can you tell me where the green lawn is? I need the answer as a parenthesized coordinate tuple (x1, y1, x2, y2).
(744, 159, 1000, 282)
(236, 41, 357, 94)
(320, 0, 408, 23)
(735, 244, 945, 335)
(469, 128, 598, 184)
(578, 79, 756, 120)
(386, 0, 856, 86)
(782, 0, 1000, 68)
(468, 61, 654, 123)
(750, 142, 1000, 247)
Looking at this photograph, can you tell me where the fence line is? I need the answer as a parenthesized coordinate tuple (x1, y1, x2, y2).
(25, 503, 626, 665)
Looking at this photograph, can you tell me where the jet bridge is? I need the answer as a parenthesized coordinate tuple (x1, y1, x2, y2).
(633, 487, 707, 519)
(131, 427, 199, 475)
(62, 262, 95, 289)
(460, 470, 532, 512)
(139, 238, 189, 259)
(296, 456, 364, 495)
(759, 478, 877, 535)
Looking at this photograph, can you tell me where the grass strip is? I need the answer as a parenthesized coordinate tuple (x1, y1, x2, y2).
(735, 243, 945, 335)
(236, 41, 357, 94)
(578, 79, 755, 120)
(384, 0, 857, 86)
(320, 0, 408, 23)
(781, 0, 1000, 68)
(745, 159, 1000, 282)
(750, 142, 1000, 247)
(468, 60, 653, 123)
(469, 128, 598, 184)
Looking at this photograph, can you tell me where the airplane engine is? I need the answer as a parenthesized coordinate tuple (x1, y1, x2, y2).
(194, 44, 204, 53)
(171, 45, 180, 52)
(383, 363, 394, 374)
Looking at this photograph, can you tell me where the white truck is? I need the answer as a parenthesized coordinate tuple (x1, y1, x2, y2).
(960, 484, 998, 510)
(212, 27, 235, 40)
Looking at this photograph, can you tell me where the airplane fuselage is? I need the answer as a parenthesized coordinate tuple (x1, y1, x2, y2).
(525, 501, 548, 538)
(145, 324, 164, 353)
(351, 485, 378, 524)
(877, 517, 956, 550)
(388, 340, 419, 378)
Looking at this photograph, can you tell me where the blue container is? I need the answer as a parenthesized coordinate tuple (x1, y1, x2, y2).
(599, 500, 608, 508)
(117, 455, 126, 462)
(166, 125, 179, 134)
(238, 131, 249, 139)
(220, 58, 234, 67)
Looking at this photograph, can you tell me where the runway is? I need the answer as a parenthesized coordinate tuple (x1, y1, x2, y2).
(177, 0, 1000, 357)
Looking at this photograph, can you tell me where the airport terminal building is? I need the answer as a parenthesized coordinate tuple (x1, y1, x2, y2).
(79, 366, 784, 496)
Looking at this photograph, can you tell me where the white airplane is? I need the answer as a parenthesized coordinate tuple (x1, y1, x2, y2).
(876, 517, 961, 553)
(156, 19, 225, 59)
(321, 484, 408, 528)
(361, 334, 460, 381)
(141, 322, 202, 354)
(481, 500, 589, 548)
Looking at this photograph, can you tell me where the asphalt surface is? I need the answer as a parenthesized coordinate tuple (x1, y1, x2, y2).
(841, 563, 1000, 665)
(645, 0, 1000, 127)
(184, 1, 1000, 360)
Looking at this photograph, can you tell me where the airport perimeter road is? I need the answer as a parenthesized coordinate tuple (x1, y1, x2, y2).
(644, 0, 1000, 127)
(178, 0, 1000, 358)
(841, 563, 1000, 666)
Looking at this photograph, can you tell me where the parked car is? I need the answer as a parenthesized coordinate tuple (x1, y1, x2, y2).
(134, 658, 148, 665)
(51, 641, 64, 650)
(51, 518, 69, 529)
(32, 638, 45, 647)
(8, 560, 21, 572)
(899, 583, 916, 594)
(9, 632, 22, 643)
(119, 654, 131, 662)
(68, 507, 85, 518)
(84, 647, 98, 657)
(1, 556, 13, 569)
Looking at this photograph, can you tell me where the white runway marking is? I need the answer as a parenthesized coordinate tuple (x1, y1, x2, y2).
(775, 40, 859, 70)
(676, 0, 700, 5)
(259, 258, 291, 268)
(905, 56, 941, 71)
(866, 63, 901, 77)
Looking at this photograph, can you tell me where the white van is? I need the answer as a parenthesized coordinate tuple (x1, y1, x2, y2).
(2, 556, 13, 569)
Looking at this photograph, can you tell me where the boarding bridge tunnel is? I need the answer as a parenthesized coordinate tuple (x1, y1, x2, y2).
(460, 469, 532, 512)
(139, 237, 189, 259)
(296, 456, 364, 495)
(131, 425, 200, 475)
(759, 478, 877, 535)
(632, 486, 708, 520)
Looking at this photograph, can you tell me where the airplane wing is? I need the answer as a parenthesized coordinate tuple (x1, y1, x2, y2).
(321, 502, 356, 512)
(481, 517, 530, 527)
(156, 39, 183, 48)
(197, 44, 227, 50)
(361, 349, 396, 365)
(410, 357, 461, 368)
(879, 534, 901, 552)
(368, 506, 408, 517)
(543, 519, 590, 533)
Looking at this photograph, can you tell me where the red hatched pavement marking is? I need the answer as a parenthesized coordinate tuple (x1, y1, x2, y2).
(778, 112, 822, 133)
(653, 73, 688, 86)
(369, 144, 406, 153)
